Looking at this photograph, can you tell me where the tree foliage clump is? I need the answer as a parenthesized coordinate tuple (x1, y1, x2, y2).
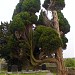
(11, 0, 40, 33)
(33, 26, 62, 52)
(61, 35, 68, 49)
(13, 0, 40, 16)
(57, 11, 70, 34)
(43, 0, 65, 10)
(0, 22, 11, 61)
(42, 0, 70, 49)
(11, 12, 37, 33)
(57, 11, 70, 49)
(22, 0, 40, 13)
(64, 58, 75, 67)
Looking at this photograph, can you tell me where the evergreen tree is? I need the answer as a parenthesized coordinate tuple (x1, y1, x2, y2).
(0, 0, 70, 71)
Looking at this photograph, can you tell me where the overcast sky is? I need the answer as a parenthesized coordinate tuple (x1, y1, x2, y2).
(0, 0, 75, 58)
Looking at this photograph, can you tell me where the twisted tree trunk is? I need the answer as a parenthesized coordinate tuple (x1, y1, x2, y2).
(52, 10, 66, 75)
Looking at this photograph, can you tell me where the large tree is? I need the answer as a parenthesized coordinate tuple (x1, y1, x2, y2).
(42, 0, 70, 49)
(43, 0, 70, 75)
(0, 0, 70, 71)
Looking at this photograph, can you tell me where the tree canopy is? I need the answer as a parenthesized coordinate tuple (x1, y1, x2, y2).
(11, 12, 37, 33)
(33, 26, 62, 52)
(43, 0, 65, 10)
(57, 11, 70, 34)
(13, 0, 40, 16)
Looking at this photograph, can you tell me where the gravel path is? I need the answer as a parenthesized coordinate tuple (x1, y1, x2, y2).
(46, 72, 53, 75)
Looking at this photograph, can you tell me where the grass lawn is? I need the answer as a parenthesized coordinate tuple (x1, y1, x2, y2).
(0, 73, 5, 75)
(11, 72, 47, 75)
(0, 72, 47, 75)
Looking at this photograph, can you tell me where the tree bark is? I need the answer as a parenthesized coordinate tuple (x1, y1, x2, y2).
(52, 10, 67, 75)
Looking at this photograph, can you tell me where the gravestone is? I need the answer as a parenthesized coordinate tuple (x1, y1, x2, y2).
(18, 65, 22, 71)
(42, 64, 46, 70)
(11, 65, 18, 72)
(8, 65, 11, 72)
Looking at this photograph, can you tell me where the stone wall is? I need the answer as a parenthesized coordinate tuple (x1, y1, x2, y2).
(67, 67, 75, 75)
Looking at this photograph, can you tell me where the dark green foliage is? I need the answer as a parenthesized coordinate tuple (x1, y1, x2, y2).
(13, 0, 24, 17)
(0, 22, 11, 60)
(30, 13, 37, 24)
(5, 0, 41, 67)
(13, 3, 22, 16)
(0, 22, 21, 64)
(0, 22, 10, 37)
(10, 15, 24, 32)
(38, 11, 45, 25)
(58, 11, 70, 34)
(54, 0, 65, 10)
(57, 11, 70, 49)
(19, 0, 24, 3)
(6, 35, 17, 50)
(43, 0, 65, 10)
(22, 0, 40, 13)
(33, 26, 62, 52)
(0, 42, 11, 60)
(13, 0, 40, 16)
(61, 35, 68, 49)
(11, 12, 37, 33)
(40, 1, 70, 50)
(33, 26, 46, 46)
(0, 34, 17, 60)
(64, 58, 75, 67)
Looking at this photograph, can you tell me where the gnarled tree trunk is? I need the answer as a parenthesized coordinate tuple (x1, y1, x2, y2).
(52, 10, 66, 75)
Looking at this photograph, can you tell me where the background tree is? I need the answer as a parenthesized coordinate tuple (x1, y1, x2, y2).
(0, 0, 41, 69)
(0, 22, 11, 62)
(42, 0, 70, 74)
(64, 58, 75, 67)
(42, 0, 70, 50)
(43, 0, 65, 10)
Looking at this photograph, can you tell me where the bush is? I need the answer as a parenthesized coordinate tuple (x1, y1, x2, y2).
(64, 58, 75, 67)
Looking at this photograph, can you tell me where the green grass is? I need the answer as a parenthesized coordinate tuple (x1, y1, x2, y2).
(0, 72, 47, 75)
(53, 73, 56, 75)
(0, 73, 5, 75)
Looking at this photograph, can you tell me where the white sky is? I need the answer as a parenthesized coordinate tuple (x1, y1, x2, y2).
(0, 0, 75, 58)
(62, 0, 75, 58)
